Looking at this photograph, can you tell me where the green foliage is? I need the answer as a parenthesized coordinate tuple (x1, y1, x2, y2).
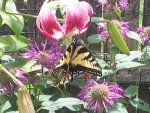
(127, 31, 143, 44)
(22, 60, 41, 72)
(130, 98, 150, 112)
(115, 51, 145, 70)
(0, 35, 28, 52)
(87, 34, 102, 43)
(41, 98, 83, 112)
(0, 38, 10, 48)
(0, 48, 4, 58)
(0, 16, 2, 27)
(114, 9, 121, 20)
(107, 103, 128, 113)
(111, 46, 119, 60)
(102, 69, 113, 77)
(125, 85, 138, 97)
(0, 0, 149, 113)
(0, 0, 24, 35)
(0, 11, 24, 35)
(96, 58, 107, 68)
(116, 61, 144, 70)
(91, 17, 104, 24)
(142, 44, 150, 56)
(115, 51, 143, 63)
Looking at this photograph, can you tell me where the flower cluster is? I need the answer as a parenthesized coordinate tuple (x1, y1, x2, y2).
(23, 40, 62, 69)
(97, 20, 129, 40)
(0, 68, 28, 96)
(36, 0, 93, 40)
(97, 0, 128, 11)
(136, 27, 150, 44)
(79, 79, 124, 112)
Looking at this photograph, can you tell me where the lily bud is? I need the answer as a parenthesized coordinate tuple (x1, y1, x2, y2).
(107, 21, 130, 55)
(17, 87, 35, 113)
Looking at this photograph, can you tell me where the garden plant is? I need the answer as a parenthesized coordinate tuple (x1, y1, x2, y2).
(0, 0, 150, 113)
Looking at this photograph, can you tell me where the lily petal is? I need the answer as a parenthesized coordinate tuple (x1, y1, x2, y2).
(64, 0, 93, 35)
(36, 2, 64, 40)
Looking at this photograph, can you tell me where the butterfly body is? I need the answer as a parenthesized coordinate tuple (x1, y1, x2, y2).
(54, 39, 102, 81)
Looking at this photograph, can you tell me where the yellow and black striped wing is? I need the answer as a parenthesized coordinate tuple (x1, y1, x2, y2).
(70, 44, 102, 76)
(54, 39, 102, 80)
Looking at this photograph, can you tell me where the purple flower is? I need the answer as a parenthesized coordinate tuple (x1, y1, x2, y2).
(97, 0, 128, 11)
(97, 20, 129, 40)
(78, 79, 124, 112)
(23, 39, 62, 69)
(0, 68, 28, 96)
(0, 83, 14, 97)
(13, 68, 28, 83)
(136, 27, 150, 44)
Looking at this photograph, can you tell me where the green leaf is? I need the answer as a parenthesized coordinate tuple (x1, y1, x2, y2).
(127, 31, 143, 44)
(48, 110, 55, 113)
(2, 60, 41, 73)
(70, 80, 87, 87)
(39, 95, 52, 101)
(1, 55, 14, 61)
(87, 34, 102, 44)
(116, 61, 145, 70)
(2, 60, 27, 67)
(41, 98, 83, 111)
(0, 11, 24, 35)
(0, 35, 28, 52)
(4, 0, 17, 13)
(91, 17, 104, 24)
(115, 9, 121, 20)
(125, 85, 138, 97)
(0, 15, 2, 27)
(72, 105, 81, 111)
(0, 93, 7, 110)
(130, 98, 150, 112)
(0, 38, 11, 48)
(1, 101, 11, 113)
(0, 0, 17, 13)
(22, 60, 41, 72)
(0, 48, 4, 58)
(0, 0, 24, 35)
(102, 69, 113, 77)
(107, 103, 128, 113)
(142, 44, 150, 56)
(5, 111, 19, 113)
(96, 58, 107, 68)
(115, 51, 143, 63)
(111, 46, 119, 60)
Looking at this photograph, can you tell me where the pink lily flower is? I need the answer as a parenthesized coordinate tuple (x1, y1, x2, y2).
(36, 0, 93, 40)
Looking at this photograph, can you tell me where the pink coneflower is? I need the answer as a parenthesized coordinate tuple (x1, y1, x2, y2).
(136, 27, 150, 44)
(97, 20, 129, 40)
(78, 79, 124, 112)
(23, 40, 62, 69)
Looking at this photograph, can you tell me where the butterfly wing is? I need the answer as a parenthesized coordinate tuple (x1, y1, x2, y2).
(54, 39, 77, 72)
(70, 44, 102, 76)
(54, 39, 102, 81)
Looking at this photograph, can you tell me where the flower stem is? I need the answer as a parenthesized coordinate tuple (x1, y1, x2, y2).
(98, 105, 103, 113)
(2, 0, 7, 11)
(0, 65, 24, 88)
